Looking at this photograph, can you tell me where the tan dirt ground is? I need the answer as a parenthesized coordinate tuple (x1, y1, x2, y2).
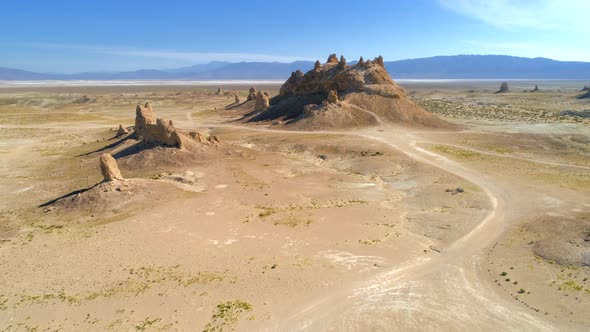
(0, 82, 588, 331)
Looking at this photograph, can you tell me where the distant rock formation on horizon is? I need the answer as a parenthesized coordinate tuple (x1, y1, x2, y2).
(495, 82, 509, 94)
(577, 89, 590, 99)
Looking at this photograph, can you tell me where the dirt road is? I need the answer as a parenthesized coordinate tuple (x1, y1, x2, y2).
(197, 119, 584, 331)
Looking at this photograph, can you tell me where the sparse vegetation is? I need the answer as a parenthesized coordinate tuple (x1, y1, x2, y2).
(432, 145, 482, 160)
(202, 300, 253, 332)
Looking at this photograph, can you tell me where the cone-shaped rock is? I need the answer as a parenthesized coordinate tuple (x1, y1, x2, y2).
(100, 153, 123, 182)
(116, 124, 129, 137)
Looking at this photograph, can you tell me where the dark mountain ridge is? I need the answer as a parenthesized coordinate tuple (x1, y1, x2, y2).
(2, 55, 590, 80)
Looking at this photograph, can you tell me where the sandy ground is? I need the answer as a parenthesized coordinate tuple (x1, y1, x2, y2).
(0, 82, 589, 331)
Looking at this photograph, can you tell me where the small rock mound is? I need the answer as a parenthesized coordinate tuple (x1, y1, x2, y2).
(72, 95, 96, 104)
(527, 215, 590, 267)
(495, 82, 509, 94)
(188, 131, 220, 146)
(116, 124, 129, 137)
(100, 153, 123, 182)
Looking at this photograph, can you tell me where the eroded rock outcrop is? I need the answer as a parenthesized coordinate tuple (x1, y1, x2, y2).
(247, 87, 257, 101)
(275, 55, 397, 97)
(314, 60, 322, 71)
(235, 94, 241, 103)
(578, 89, 590, 99)
(135, 103, 182, 147)
(338, 55, 347, 68)
(134, 102, 219, 149)
(496, 82, 509, 93)
(215, 88, 223, 95)
(326, 90, 339, 104)
(100, 153, 123, 182)
(581, 86, 589, 92)
(255, 90, 270, 111)
(280, 70, 304, 96)
(327, 54, 339, 64)
(135, 102, 156, 137)
(247, 54, 450, 129)
(188, 131, 220, 146)
(116, 124, 129, 137)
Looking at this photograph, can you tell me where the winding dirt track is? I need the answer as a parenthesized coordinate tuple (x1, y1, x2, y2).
(198, 111, 585, 330)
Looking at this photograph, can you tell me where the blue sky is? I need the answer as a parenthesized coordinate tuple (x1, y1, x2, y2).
(1, 0, 588, 73)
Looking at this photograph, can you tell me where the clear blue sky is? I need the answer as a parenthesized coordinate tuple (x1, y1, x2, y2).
(1, 0, 588, 73)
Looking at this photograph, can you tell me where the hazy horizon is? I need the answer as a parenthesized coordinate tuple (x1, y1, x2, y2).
(1, 0, 588, 73)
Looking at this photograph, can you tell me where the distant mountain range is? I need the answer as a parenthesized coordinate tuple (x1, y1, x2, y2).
(2, 55, 590, 80)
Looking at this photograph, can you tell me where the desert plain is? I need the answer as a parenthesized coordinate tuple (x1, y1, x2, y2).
(0, 77, 589, 331)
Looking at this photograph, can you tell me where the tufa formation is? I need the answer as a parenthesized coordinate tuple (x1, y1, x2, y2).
(247, 87, 257, 101)
(116, 124, 129, 137)
(577, 89, 590, 99)
(255, 90, 270, 111)
(496, 82, 509, 93)
(327, 54, 339, 64)
(496, 82, 508, 93)
(314, 60, 322, 71)
(326, 90, 339, 104)
(134, 102, 219, 148)
(100, 153, 123, 182)
(246, 54, 450, 129)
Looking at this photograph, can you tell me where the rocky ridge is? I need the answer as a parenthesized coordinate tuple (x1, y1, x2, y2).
(246, 54, 451, 129)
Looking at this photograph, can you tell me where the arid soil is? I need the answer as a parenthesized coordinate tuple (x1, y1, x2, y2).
(0, 82, 589, 331)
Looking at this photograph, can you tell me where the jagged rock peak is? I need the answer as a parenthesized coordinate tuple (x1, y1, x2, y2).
(276, 54, 396, 97)
(338, 55, 347, 68)
(327, 54, 339, 64)
(314, 60, 322, 71)
(374, 55, 384, 68)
